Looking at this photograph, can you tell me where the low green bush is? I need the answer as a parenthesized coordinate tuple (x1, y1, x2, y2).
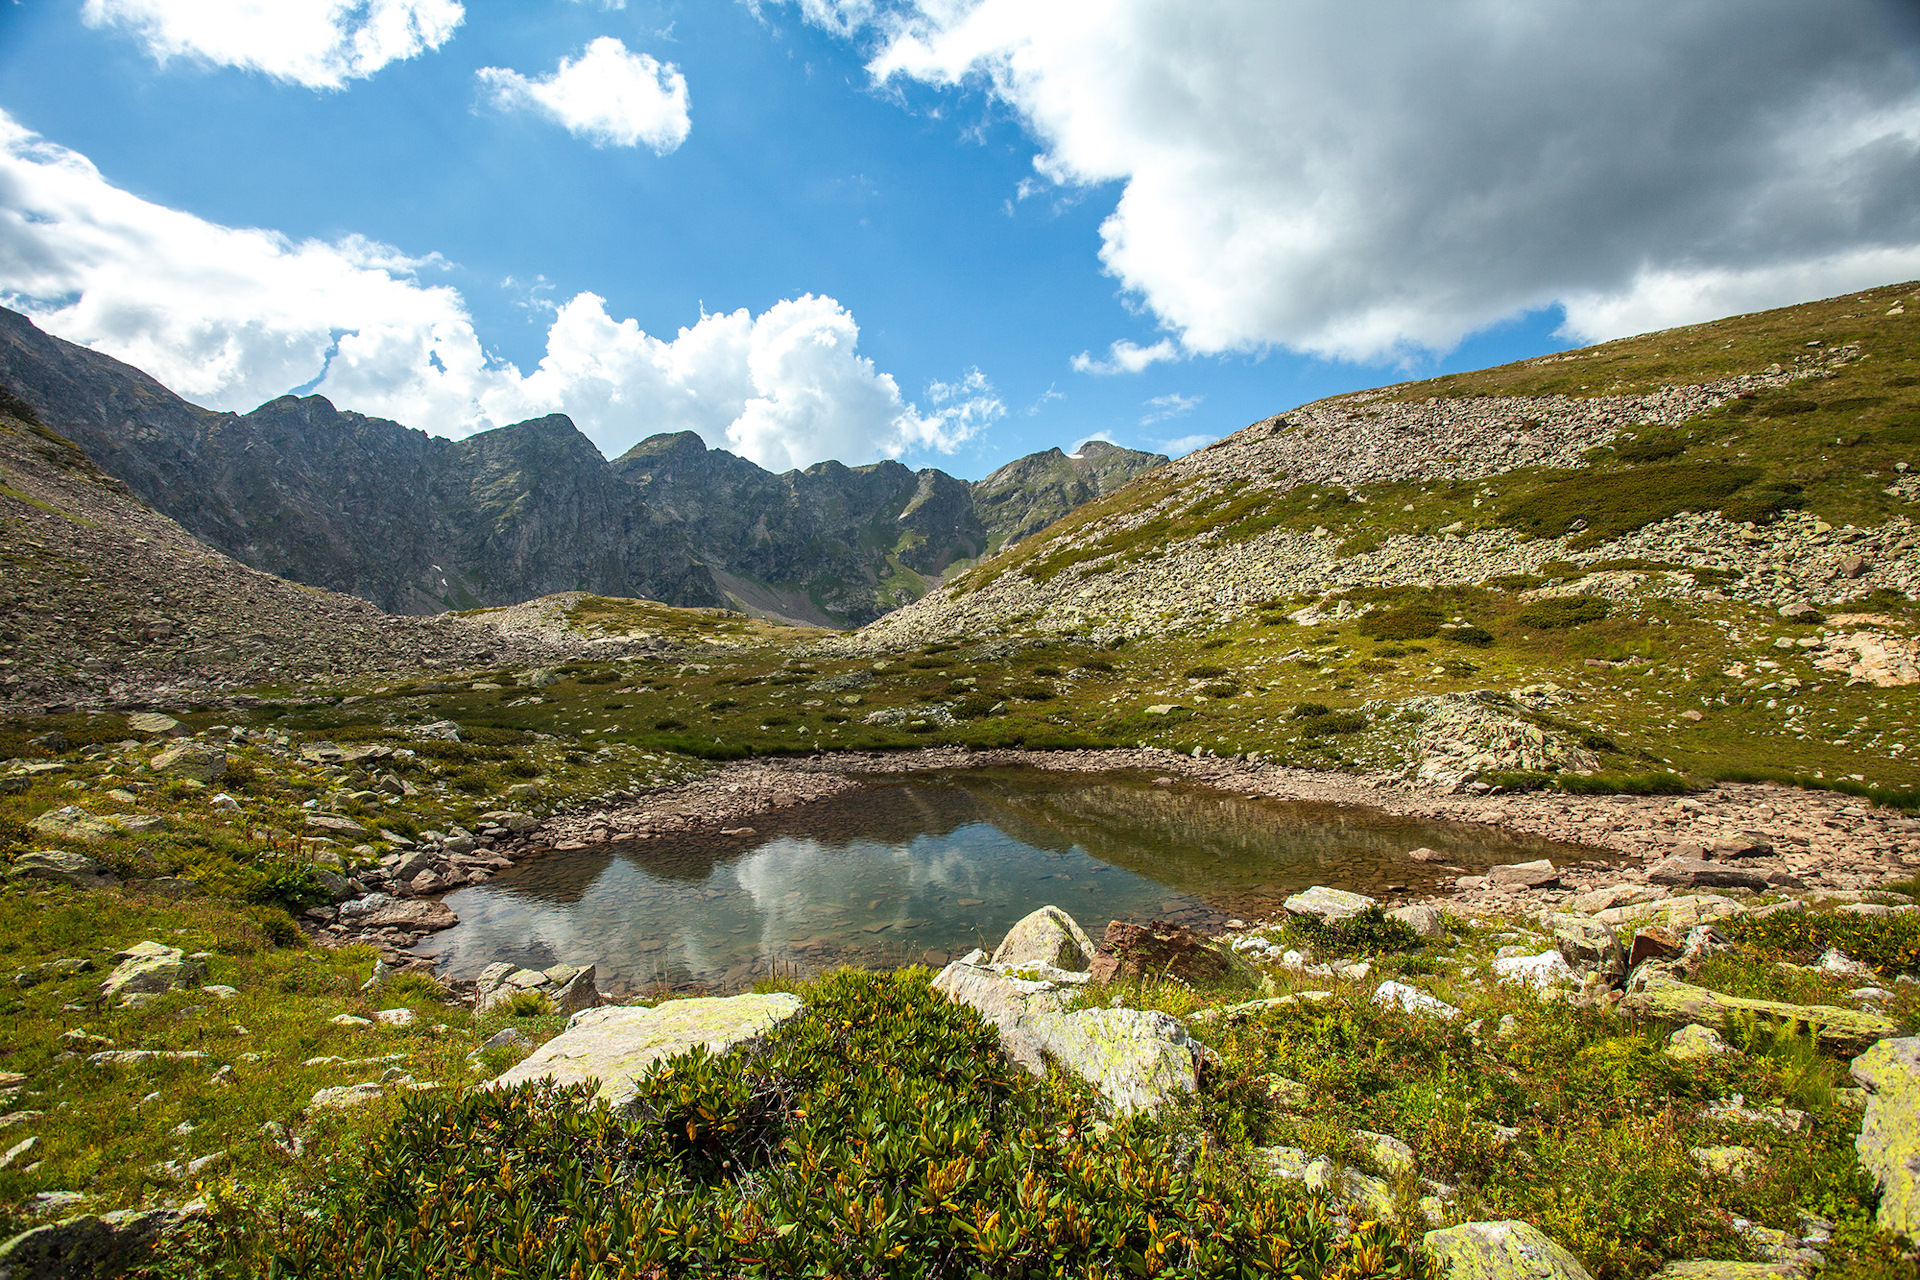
(1510, 596, 1610, 629)
(184, 970, 1427, 1279)
(1284, 906, 1421, 958)
(1183, 665, 1229, 679)
(1355, 605, 1444, 641)
(1724, 908, 1920, 977)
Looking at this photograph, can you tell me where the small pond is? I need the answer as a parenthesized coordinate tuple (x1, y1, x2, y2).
(414, 767, 1599, 995)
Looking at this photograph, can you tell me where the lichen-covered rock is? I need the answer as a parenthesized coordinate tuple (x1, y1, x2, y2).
(150, 742, 226, 783)
(1253, 1147, 1397, 1218)
(930, 958, 1074, 1075)
(1691, 1145, 1761, 1183)
(0, 1206, 186, 1280)
(1653, 1263, 1808, 1280)
(990, 906, 1095, 972)
(1548, 913, 1625, 978)
(1625, 976, 1898, 1053)
(1027, 1007, 1201, 1115)
(1422, 1220, 1594, 1280)
(1594, 895, 1743, 931)
(27, 807, 120, 843)
(1850, 1035, 1920, 1235)
(490, 993, 804, 1110)
(1406, 692, 1600, 791)
(8, 850, 115, 889)
(97, 942, 204, 1002)
(1284, 886, 1375, 921)
(1389, 904, 1449, 939)
(1665, 1024, 1736, 1061)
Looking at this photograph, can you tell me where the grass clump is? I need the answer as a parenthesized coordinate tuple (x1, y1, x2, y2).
(1498, 463, 1762, 546)
(1511, 596, 1610, 629)
(1355, 604, 1444, 641)
(180, 969, 1424, 1280)
(1283, 906, 1422, 958)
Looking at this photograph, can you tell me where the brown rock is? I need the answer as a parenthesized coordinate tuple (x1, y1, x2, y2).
(1627, 927, 1683, 969)
(1089, 920, 1239, 985)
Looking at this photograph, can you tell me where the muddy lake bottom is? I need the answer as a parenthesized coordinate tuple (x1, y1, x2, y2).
(414, 768, 1598, 994)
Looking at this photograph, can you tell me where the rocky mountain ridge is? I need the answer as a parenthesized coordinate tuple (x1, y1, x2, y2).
(0, 306, 1163, 627)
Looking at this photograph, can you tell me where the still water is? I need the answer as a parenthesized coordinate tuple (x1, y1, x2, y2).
(414, 767, 1597, 995)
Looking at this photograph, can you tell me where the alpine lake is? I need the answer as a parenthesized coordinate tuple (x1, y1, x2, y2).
(413, 767, 1597, 995)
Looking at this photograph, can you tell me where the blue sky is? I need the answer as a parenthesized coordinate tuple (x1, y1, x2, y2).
(1, 1, 1916, 478)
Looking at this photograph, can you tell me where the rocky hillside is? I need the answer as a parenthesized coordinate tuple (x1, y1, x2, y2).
(0, 307, 1161, 627)
(864, 283, 1920, 649)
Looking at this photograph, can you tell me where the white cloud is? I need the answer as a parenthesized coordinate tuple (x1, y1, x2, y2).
(1139, 391, 1199, 425)
(806, 0, 1920, 359)
(0, 110, 967, 470)
(1069, 336, 1177, 375)
(477, 37, 690, 152)
(81, 0, 463, 89)
(1156, 433, 1214, 457)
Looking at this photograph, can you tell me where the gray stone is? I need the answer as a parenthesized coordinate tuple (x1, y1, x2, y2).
(308, 1081, 387, 1111)
(150, 743, 226, 783)
(1488, 860, 1560, 890)
(1284, 886, 1376, 921)
(490, 993, 804, 1110)
(1665, 1025, 1736, 1061)
(0, 1206, 185, 1280)
(1548, 913, 1626, 978)
(1648, 857, 1770, 891)
(1422, 1220, 1594, 1280)
(97, 943, 204, 1002)
(125, 713, 182, 735)
(1850, 1036, 1920, 1236)
(305, 813, 367, 836)
(991, 905, 1096, 972)
(1388, 904, 1448, 939)
(1374, 980, 1461, 1020)
(549, 964, 600, 1015)
(1026, 1007, 1201, 1115)
(931, 959, 1072, 1075)
(27, 807, 120, 844)
(9, 851, 116, 889)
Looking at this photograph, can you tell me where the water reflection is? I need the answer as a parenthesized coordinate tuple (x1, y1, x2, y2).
(413, 767, 1599, 994)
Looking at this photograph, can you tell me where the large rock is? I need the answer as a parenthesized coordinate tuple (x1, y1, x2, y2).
(1850, 1036, 1920, 1235)
(1088, 919, 1250, 986)
(1422, 1220, 1594, 1280)
(1253, 1147, 1397, 1218)
(125, 712, 182, 736)
(930, 958, 1075, 1075)
(1594, 895, 1743, 931)
(1284, 886, 1375, 921)
(9, 850, 116, 889)
(1389, 904, 1448, 939)
(1493, 950, 1576, 989)
(475, 962, 600, 1015)
(1654, 1264, 1807, 1280)
(1625, 976, 1899, 1053)
(338, 895, 457, 932)
(1647, 857, 1769, 892)
(27, 807, 121, 843)
(991, 905, 1096, 972)
(1027, 1007, 1202, 1116)
(490, 993, 804, 1110)
(1488, 861, 1560, 890)
(1374, 980, 1460, 1020)
(1548, 914, 1625, 978)
(150, 743, 226, 783)
(98, 942, 204, 1002)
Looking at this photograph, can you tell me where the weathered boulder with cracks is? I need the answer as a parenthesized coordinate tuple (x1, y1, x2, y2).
(1850, 1036, 1920, 1236)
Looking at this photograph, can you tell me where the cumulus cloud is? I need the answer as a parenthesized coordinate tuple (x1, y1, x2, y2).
(0, 110, 965, 469)
(1156, 433, 1214, 457)
(477, 37, 690, 152)
(806, 0, 1920, 359)
(1069, 337, 1177, 375)
(1138, 392, 1200, 425)
(81, 0, 464, 89)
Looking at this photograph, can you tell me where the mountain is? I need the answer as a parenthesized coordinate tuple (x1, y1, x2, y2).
(0, 307, 1164, 627)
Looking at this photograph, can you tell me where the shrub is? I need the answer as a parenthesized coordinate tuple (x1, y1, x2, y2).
(1183, 665, 1229, 679)
(1511, 596, 1610, 629)
(653, 718, 688, 731)
(1030, 664, 1063, 677)
(1008, 683, 1057, 702)
(1355, 604, 1443, 640)
(190, 970, 1422, 1279)
(383, 972, 450, 1004)
(245, 904, 303, 948)
(1077, 660, 1116, 673)
(1201, 681, 1241, 698)
(1446, 624, 1495, 647)
(244, 857, 330, 911)
(907, 657, 948, 669)
(1724, 908, 1920, 978)
(1284, 906, 1421, 957)
(1291, 702, 1332, 718)
(501, 990, 553, 1018)
(1612, 432, 1688, 463)
(705, 699, 739, 712)
(1499, 462, 1761, 546)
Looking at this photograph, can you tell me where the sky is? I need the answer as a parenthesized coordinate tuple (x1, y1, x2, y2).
(0, 1, 1917, 479)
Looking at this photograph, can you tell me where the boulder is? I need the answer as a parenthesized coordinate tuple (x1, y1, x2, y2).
(1594, 895, 1743, 931)
(9, 851, 116, 889)
(1572, 883, 1666, 914)
(149, 743, 226, 783)
(1283, 886, 1376, 921)
(930, 958, 1074, 1075)
(991, 906, 1096, 972)
(27, 807, 120, 843)
(1648, 858, 1769, 892)
(490, 993, 804, 1110)
(1548, 914, 1625, 978)
(1628, 927, 1684, 969)
(1653, 1264, 1807, 1280)
(1088, 919, 1249, 985)
(1690, 1145, 1761, 1183)
(1625, 976, 1899, 1053)
(1850, 1036, 1920, 1235)
(97, 942, 204, 1002)
(1488, 861, 1560, 890)
(1492, 950, 1576, 989)
(1422, 1220, 1594, 1280)
(125, 712, 182, 735)
(1665, 1025, 1736, 1061)
(547, 964, 601, 1015)
(339, 896, 457, 933)
(1388, 904, 1448, 939)
(308, 1081, 387, 1111)
(305, 814, 367, 837)
(1374, 980, 1460, 1020)
(1254, 1147, 1396, 1218)
(1026, 1007, 1201, 1116)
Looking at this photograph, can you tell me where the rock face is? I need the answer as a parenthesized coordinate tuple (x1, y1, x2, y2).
(1422, 1221, 1595, 1280)
(0, 307, 1162, 627)
(1850, 1036, 1920, 1235)
(991, 905, 1097, 972)
(490, 993, 804, 1110)
(1625, 976, 1899, 1053)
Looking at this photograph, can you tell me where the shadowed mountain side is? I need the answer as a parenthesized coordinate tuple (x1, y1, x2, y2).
(0, 307, 1165, 626)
